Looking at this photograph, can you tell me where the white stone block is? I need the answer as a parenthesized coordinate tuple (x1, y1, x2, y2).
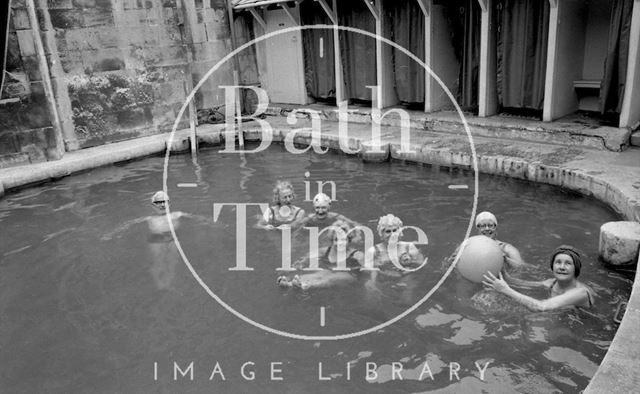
(599, 221, 640, 265)
(360, 141, 389, 162)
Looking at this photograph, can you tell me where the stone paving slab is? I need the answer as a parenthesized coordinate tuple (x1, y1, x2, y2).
(265, 104, 631, 152)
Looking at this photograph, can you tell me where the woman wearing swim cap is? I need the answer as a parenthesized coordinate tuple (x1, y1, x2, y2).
(442, 211, 526, 275)
(482, 245, 595, 311)
(298, 192, 359, 232)
(256, 181, 305, 230)
(474, 211, 526, 270)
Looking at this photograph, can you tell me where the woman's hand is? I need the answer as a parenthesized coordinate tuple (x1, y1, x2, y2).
(482, 271, 511, 294)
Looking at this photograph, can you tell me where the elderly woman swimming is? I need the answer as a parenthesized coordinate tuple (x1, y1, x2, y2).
(482, 245, 595, 311)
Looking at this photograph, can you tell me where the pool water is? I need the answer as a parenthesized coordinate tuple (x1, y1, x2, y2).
(0, 143, 632, 393)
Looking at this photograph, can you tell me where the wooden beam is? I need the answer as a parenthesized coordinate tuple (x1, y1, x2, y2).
(477, 0, 487, 12)
(331, 0, 345, 103)
(416, 0, 430, 16)
(248, 8, 266, 30)
(548, 0, 558, 8)
(362, 0, 379, 20)
(315, 0, 337, 24)
(279, 3, 299, 26)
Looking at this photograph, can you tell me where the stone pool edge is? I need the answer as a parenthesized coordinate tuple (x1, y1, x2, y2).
(0, 125, 638, 393)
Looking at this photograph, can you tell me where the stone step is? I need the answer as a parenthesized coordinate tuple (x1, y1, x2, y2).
(631, 131, 640, 147)
(264, 104, 630, 152)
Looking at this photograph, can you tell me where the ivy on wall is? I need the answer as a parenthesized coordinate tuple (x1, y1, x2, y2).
(67, 72, 158, 138)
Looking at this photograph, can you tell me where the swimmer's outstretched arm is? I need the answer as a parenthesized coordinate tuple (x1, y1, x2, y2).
(482, 272, 589, 311)
(178, 212, 216, 227)
(255, 209, 275, 230)
(501, 271, 551, 289)
(101, 217, 148, 240)
(363, 246, 381, 293)
(288, 208, 307, 229)
(500, 243, 528, 270)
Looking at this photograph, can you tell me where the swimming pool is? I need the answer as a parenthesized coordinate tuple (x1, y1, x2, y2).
(0, 143, 631, 393)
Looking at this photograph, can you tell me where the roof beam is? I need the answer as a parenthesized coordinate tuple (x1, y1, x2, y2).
(314, 0, 337, 24)
(362, 0, 379, 20)
(416, 0, 430, 16)
(278, 2, 299, 26)
(248, 7, 266, 29)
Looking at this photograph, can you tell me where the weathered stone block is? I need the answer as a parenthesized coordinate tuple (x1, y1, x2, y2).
(157, 24, 183, 45)
(209, 0, 225, 9)
(16, 29, 36, 56)
(204, 21, 229, 41)
(21, 143, 47, 163)
(85, 49, 125, 72)
(0, 152, 31, 169)
(83, 8, 115, 27)
(10, 8, 31, 30)
(40, 127, 58, 148)
(203, 7, 225, 23)
(72, 0, 96, 7)
(191, 24, 207, 43)
(162, 7, 177, 25)
(59, 50, 85, 73)
(11, 0, 28, 9)
(49, 9, 84, 29)
(94, 0, 113, 9)
(600, 221, 640, 265)
(0, 132, 19, 154)
(167, 135, 190, 152)
(47, 0, 74, 9)
(22, 56, 42, 81)
(145, 6, 162, 25)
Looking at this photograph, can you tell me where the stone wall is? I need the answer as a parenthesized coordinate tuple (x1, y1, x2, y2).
(0, 0, 241, 167)
(0, 0, 60, 168)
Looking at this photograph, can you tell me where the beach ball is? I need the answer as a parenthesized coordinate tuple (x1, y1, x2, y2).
(456, 235, 504, 283)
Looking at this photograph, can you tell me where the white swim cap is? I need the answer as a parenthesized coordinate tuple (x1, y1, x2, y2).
(475, 211, 497, 226)
(151, 191, 169, 204)
(313, 192, 331, 206)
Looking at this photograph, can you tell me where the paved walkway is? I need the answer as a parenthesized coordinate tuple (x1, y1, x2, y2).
(0, 113, 638, 393)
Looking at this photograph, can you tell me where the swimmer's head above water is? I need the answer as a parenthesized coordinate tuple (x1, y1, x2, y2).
(377, 214, 403, 241)
(312, 193, 331, 218)
(272, 180, 295, 206)
(550, 245, 582, 279)
(475, 211, 498, 239)
(151, 191, 169, 211)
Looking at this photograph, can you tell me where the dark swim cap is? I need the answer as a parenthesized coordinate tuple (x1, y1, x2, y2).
(550, 245, 582, 277)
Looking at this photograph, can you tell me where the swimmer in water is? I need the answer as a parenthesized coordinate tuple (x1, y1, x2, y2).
(298, 193, 359, 229)
(474, 211, 526, 270)
(101, 191, 210, 289)
(276, 220, 363, 290)
(443, 211, 526, 274)
(256, 181, 305, 230)
(297, 192, 361, 244)
(482, 245, 595, 311)
(364, 214, 424, 271)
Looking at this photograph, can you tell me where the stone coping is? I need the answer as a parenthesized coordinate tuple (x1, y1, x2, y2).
(265, 103, 632, 152)
(0, 119, 638, 393)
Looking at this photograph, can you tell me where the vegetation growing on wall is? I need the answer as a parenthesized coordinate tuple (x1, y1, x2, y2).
(67, 72, 160, 139)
